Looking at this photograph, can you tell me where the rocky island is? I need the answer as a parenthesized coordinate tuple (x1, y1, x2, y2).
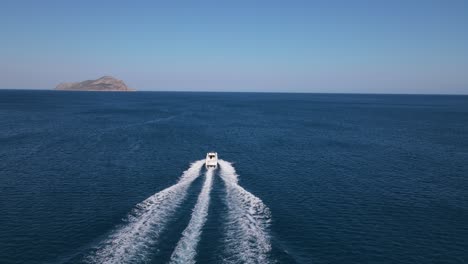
(55, 76, 134, 91)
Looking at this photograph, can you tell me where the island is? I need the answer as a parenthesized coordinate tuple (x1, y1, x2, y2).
(55, 76, 135, 91)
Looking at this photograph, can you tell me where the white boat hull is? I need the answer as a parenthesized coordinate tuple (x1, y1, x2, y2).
(205, 152, 218, 169)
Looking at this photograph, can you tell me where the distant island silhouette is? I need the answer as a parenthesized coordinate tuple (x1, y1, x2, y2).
(55, 76, 134, 91)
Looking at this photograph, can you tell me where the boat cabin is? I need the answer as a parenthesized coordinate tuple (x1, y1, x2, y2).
(205, 152, 218, 169)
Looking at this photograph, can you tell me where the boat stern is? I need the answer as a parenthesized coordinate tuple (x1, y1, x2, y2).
(205, 152, 218, 169)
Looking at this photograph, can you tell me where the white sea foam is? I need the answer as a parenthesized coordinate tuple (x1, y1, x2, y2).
(218, 160, 272, 264)
(87, 160, 204, 264)
(169, 168, 214, 264)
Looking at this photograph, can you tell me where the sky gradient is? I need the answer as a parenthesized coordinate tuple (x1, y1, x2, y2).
(1, 0, 468, 93)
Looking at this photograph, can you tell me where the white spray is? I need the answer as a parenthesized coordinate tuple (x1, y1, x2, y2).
(87, 160, 205, 264)
(218, 160, 272, 264)
(170, 168, 214, 264)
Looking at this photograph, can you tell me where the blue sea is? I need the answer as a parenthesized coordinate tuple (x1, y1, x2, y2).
(0, 90, 467, 264)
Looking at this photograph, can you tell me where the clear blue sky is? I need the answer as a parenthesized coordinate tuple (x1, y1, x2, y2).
(1, 0, 468, 93)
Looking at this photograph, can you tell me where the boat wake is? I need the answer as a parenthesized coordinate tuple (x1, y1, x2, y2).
(84, 158, 273, 264)
(170, 169, 214, 263)
(218, 160, 273, 264)
(86, 160, 204, 264)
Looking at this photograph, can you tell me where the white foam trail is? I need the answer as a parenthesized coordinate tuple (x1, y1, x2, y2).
(218, 160, 272, 264)
(87, 160, 205, 264)
(170, 169, 214, 264)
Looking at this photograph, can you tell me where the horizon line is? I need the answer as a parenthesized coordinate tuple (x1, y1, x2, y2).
(1, 88, 468, 96)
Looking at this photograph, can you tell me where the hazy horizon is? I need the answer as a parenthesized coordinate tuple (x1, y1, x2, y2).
(4, 87, 468, 96)
(2, 1, 468, 94)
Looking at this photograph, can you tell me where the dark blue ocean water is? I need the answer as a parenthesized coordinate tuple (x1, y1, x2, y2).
(1, 90, 467, 264)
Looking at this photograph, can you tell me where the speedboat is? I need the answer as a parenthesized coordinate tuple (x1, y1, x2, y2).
(205, 152, 218, 169)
